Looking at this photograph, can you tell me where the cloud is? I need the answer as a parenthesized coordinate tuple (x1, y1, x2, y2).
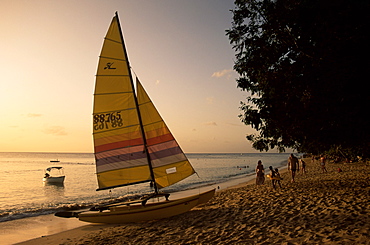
(211, 69, 233, 78)
(42, 126, 67, 136)
(155, 80, 160, 85)
(206, 97, 215, 104)
(27, 113, 42, 117)
(225, 122, 243, 127)
(204, 122, 217, 126)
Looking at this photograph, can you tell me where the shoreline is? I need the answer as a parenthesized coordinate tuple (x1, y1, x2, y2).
(14, 159, 370, 244)
(2, 169, 260, 245)
(3, 157, 289, 244)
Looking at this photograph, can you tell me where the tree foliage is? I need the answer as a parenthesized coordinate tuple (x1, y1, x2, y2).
(227, 0, 369, 157)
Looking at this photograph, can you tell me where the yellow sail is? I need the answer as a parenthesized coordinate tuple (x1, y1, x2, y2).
(93, 15, 150, 190)
(137, 79, 195, 189)
(93, 14, 195, 191)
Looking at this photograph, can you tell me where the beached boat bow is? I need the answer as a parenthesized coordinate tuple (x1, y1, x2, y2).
(77, 188, 215, 224)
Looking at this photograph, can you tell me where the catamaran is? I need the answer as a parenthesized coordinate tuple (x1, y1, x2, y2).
(55, 12, 215, 224)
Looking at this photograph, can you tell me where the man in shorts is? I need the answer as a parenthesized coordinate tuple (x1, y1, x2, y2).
(288, 154, 299, 182)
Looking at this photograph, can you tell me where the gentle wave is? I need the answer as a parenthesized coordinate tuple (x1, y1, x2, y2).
(0, 192, 145, 222)
(0, 152, 293, 223)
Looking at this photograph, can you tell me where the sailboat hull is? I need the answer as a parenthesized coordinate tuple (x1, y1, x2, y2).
(78, 188, 215, 224)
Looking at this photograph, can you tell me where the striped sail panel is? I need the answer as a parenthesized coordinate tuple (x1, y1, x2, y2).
(95, 145, 144, 160)
(96, 165, 151, 190)
(94, 124, 142, 152)
(151, 153, 188, 168)
(136, 79, 195, 188)
(153, 161, 196, 189)
(94, 130, 143, 155)
(94, 125, 141, 140)
(96, 155, 148, 173)
(93, 16, 149, 190)
(145, 126, 171, 139)
(146, 140, 183, 158)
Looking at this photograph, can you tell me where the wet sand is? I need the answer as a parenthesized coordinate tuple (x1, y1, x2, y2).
(18, 159, 370, 244)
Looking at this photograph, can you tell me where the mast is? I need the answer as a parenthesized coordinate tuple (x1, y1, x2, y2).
(114, 12, 159, 194)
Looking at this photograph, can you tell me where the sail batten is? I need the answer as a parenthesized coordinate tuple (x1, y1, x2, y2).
(95, 75, 130, 77)
(98, 55, 125, 60)
(103, 38, 122, 45)
(94, 92, 134, 96)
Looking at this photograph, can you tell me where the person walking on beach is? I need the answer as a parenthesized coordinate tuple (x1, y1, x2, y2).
(275, 168, 283, 188)
(268, 166, 277, 189)
(300, 159, 306, 174)
(288, 154, 299, 182)
(255, 160, 265, 185)
(320, 155, 327, 173)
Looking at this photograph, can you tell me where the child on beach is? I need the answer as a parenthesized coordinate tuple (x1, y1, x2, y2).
(320, 155, 327, 173)
(300, 159, 306, 174)
(274, 168, 283, 188)
(268, 166, 277, 189)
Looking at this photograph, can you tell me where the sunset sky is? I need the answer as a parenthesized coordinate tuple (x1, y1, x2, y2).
(0, 0, 260, 153)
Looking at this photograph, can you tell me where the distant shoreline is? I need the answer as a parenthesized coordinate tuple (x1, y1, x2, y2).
(0, 151, 297, 154)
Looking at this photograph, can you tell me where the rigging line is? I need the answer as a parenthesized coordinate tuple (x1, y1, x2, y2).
(130, 66, 139, 79)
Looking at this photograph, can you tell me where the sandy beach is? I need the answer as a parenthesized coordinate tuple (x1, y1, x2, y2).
(18, 159, 370, 244)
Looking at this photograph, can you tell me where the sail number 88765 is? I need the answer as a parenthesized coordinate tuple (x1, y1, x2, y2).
(93, 111, 123, 130)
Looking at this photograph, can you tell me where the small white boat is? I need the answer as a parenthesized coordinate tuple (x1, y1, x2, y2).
(43, 167, 65, 183)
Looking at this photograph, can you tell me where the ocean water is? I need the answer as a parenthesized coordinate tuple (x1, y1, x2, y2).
(0, 152, 292, 223)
